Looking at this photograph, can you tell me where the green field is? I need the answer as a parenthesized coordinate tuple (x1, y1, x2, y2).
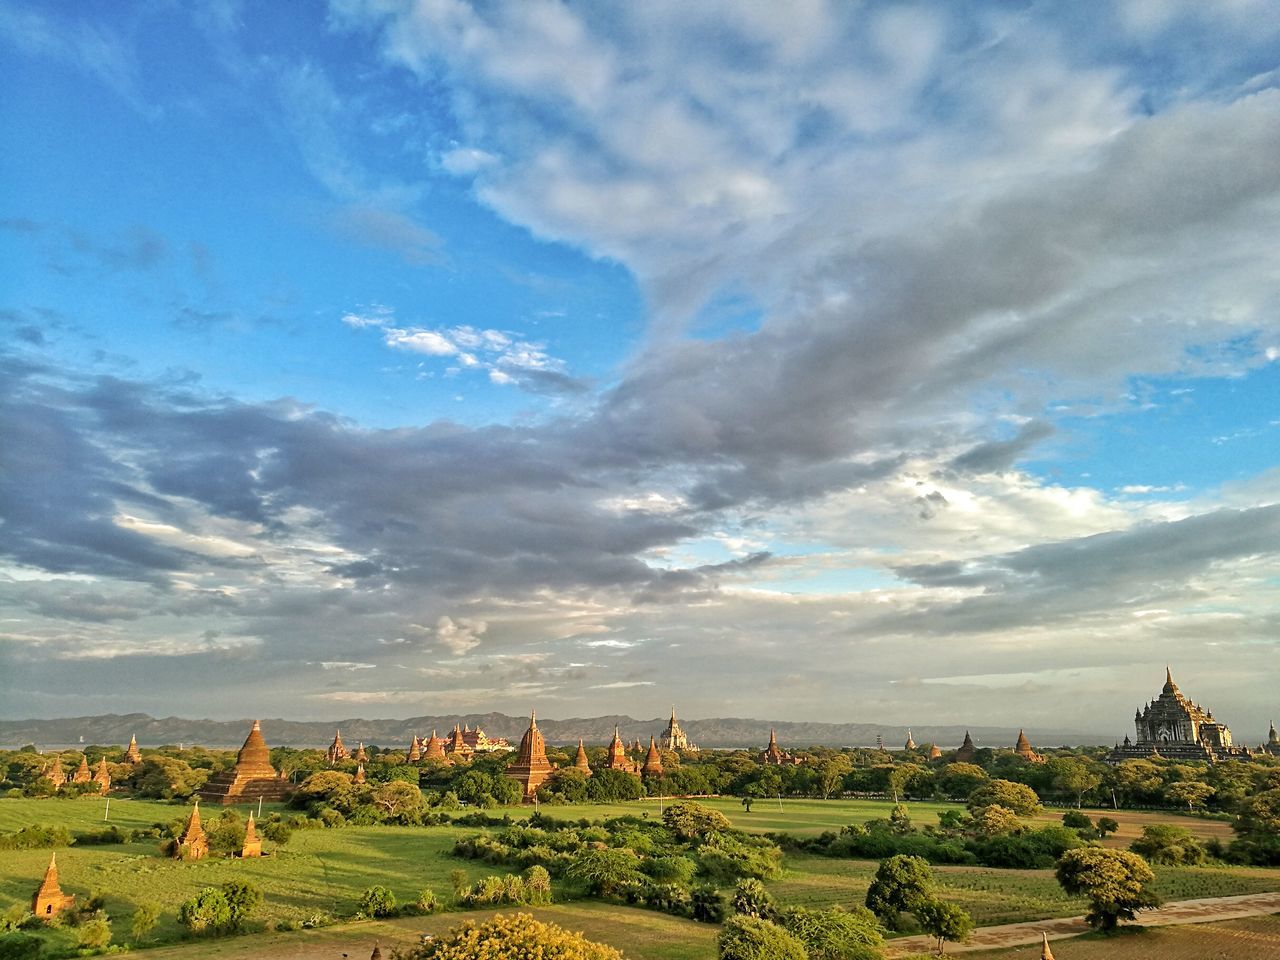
(1, 796, 1277, 957)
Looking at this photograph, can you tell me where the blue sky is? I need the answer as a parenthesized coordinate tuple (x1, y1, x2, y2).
(2, 0, 1279, 738)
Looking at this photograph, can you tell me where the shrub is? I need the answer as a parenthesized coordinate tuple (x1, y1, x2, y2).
(396, 912, 622, 959)
(76, 917, 112, 949)
(130, 902, 160, 943)
(718, 915, 809, 960)
(1062, 811, 1094, 832)
(779, 905, 883, 960)
(0, 933, 44, 960)
(966, 780, 1042, 817)
(359, 885, 397, 918)
(692, 885, 728, 923)
(1130, 825, 1207, 865)
(914, 898, 973, 955)
(663, 801, 731, 840)
(0, 826, 73, 850)
(178, 887, 232, 935)
(416, 888, 441, 914)
(524, 865, 553, 905)
(222, 881, 262, 930)
(730, 878, 778, 921)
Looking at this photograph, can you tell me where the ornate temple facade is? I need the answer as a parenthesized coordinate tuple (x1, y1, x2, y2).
(445, 726, 474, 761)
(759, 729, 801, 765)
(124, 735, 142, 765)
(606, 726, 640, 774)
(199, 720, 291, 804)
(1267, 722, 1280, 757)
(327, 730, 348, 764)
(506, 711, 555, 801)
(1107, 669, 1255, 763)
(461, 723, 511, 753)
(32, 854, 75, 919)
(660, 707, 698, 752)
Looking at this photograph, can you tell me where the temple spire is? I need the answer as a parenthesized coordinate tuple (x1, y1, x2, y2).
(1040, 931, 1055, 959)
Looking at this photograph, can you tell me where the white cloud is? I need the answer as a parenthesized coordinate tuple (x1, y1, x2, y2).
(434, 614, 488, 656)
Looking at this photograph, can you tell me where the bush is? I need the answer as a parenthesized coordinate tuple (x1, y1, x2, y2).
(416, 888, 441, 914)
(966, 780, 1042, 817)
(0, 826, 73, 850)
(0, 933, 44, 960)
(730, 878, 778, 921)
(663, 801, 731, 840)
(692, 885, 728, 924)
(222, 881, 262, 931)
(1130, 825, 1207, 865)
(359, 885, 397, 918)
(779, 905, 883, 960)
(718, 915, 809, 960)
(524, 866, 552, 905)
(76, 917, 112, 949)
(130, 902, 160, 943)
(395, 912, 622, 959)
(178, 887, 232, 935)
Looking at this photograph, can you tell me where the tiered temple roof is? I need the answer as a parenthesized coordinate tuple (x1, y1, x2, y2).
(71, 755, 92, 783)
(506, 711, 554, 801)
(954, 731, 977, 763)
(928, 744, 943, 759)
(353, 741, 368, 763)
(32, 853, 75, 919)
(1014, 730, 1045, 764)
(660, 706, 697, 751)
(904, 729, 917, 751)
(423, 730, 449, 763)
(759, 728, 800, 765)
(241, 813, 263, 858)
(1107, 668, 1254, 763)
(45, 757, 66, 789)
(446, 726, 474, 761)
(175, 802, 209, 860)
(606, 726, 639, 774)
(124, 735, 142, 764)
(327, 730, 348, 764)
(198, 720, 290, 805)
(574, 738, 592, 776)
(92, 757, 111, 791)
(642, 736, 663, 777)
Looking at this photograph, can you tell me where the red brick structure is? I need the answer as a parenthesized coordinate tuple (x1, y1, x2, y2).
(573, 738, 592, 776)
(327, 730, 348, 765)
(605, 726, 639, 774)
(759, 728, 801, 766)
(1014, 729, 1045, 764)
(445, 726, 474, 762)
(199, 720, 290, 805)
(405, 735, 422, 762)
(904, 729, 917, 751)
(353, 741, 368, 763)
(45, 757, 66, 790)
(354, 763, 366, 784)
(506, 711, 555, 802)
(641, 736, 663, 778)
(175, 802, 210, 860)
(32, 853, 75, 920)
(423, 730, 449, 763)
(240, 813, 262, 858)
(954, 731, 977, 763)
(124, 735, 142, 764)
(92, 757, 111, 792)
(928, 744, 943, 759)
(71, 755, 91, 783)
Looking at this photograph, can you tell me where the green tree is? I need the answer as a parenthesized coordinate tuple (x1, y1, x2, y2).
(1055, 848, 1160, 931)
(76, 917, 112, 950)
(1096, 816, 1120, 838)
(970, 804, 1021, 837)
(865, 854, 933, 931)
(524, 865, 552, 905)
(1166, 781, 1214, 811)
(566, 847, 644, 897)
(663, 800, 731, 840)
(395, 912, 622, 959)
(779, 905, 884, 960)
(359, 885, 397, 918)
(221, 881, 261, 931)
(1047, 758, 1102, 808)
(178, 887, 232, 935)
(816, 757, 852, 800)
(730, 878, 779, 921)
(370, 780, 425, 821)
(914, 899, 973, 955)
(966, 779, 1042, 817)
(1129, 824, 1206, 865)
(718, 915, 809, 960)
(938, 763, 988, 798)
(130, 902, 160, 943)
(1230, 788, 1280, 864)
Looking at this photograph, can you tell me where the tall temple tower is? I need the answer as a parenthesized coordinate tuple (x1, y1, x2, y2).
(660, 706, 697, 752)
(199, 720, 290, 804)
(506, 711, 555, 801)
(1108, 668, 1253, 763)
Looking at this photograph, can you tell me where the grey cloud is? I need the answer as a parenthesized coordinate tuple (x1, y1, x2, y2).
(948, 421, 1055, 474)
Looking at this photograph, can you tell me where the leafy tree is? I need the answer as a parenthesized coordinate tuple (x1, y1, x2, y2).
(1166, 781, 1214, 811)
(966, 779, 1041, 817)
(1230, 788, 1280, 864)
(1130, 824, 1206, 865)
(566, 847, 644, 897)
(816, 757, 853, 800)
(585, 768, 644, 802)
(130, 902, 160, 943)
(76, 918, 112, 950)
(1046, 758, 1103, 808)
(370, 780, 425, 821)
(524, 865, 552, 905)
(779, 905, 884, 960)
(914, 899, 973, 955)
(395, 912, 622, 959)
(1061, 810, 1094, 832)
(938, 763, 988, 798)
(221, 881, 262, 931)
(1055, 848, 1160, 931)
(663, 800, 731, 840)
(718, 915, 809, 960)
(1096, 817, 1120, 838)
(416, 888, 441, 914)
(730, 878, 779, 921)
(131, 757, 206, 799)
(178, 887, 232, 935)
(865, 854, 933, 930)
(359, 885, 397, 918)
(970, 804, 1021, 837)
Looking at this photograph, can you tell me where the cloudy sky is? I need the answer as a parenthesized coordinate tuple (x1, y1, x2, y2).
(2, 1, 1279, 736)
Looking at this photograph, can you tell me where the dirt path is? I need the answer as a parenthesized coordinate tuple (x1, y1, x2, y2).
(885, 891, 1280, 956)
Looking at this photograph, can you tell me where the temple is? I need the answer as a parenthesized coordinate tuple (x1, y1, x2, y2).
(759, 729, 800, 766)
(241, 813, 263, 858)
(327, 730, 348, 764)
(460, 723, 511, 753)
(71, 755, 92, 783)
(353, 741, 368, 763)
(573, 738, 592, 776)
(124, 735, 142, 765)
(928, 744, 943, 759)
(32, 853, 75, 919)
(660, 707, 698, 752)
(405, 735, 422, 762)
(445, 726, 474, 762)
(423, 730, 449, 763)
(954, 731, 977, 763)
(606, 726, 640, 775)
(1014, 730, 1045, 764)
(506, 711, 555, 801)
(92, 757, 112, 791)
(1266, 722, 1280, 757)
(1107, 668, 1254, 763)
(175, 802, 209, 860)
(45, 757, 65, 790)
(641, 736, 663, 777)
(354, 763, 366, 784)
(199, 720, 291, 804)
(903, 729, 917, 751)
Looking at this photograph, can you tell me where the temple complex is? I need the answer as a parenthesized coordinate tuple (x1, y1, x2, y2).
(327, 730, 348, 764)
(423, 730, 449, 763)
(32, 854, 75, 920)
(506, 711, 555, 801)
(641, 736, 663, 777)
(573, 739, 592, 776)
(124, 735, 142, 764)
(660, 707, 698, 752)
(71, 755, 91, 783)
(954, 731, 977, 763)
(445, 726, 474, 761)
(45, 758, 65, 790)
(460, 723, 511, 753)
(1107, 669, 1255, 763)
(241, 814, 263, 858)
(199, 720, 291, 804)
(904, 730, 917, 751)
(1014, 730, 1045, 764)
(92, 757, 111, 791)
(405, 735, 422, 762)
(175, 802, 209, 860)
(759, 729, 801, 766)
(606, 726, 640, 774)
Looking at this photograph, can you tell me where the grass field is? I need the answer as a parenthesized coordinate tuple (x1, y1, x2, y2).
(951, 914, 1280, 959)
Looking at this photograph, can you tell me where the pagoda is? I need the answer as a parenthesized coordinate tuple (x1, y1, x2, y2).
(606, 726, 638, 774)
(405, 735, 422, 762)
(641, 736, 663, 777)
(32, 853, 75, 919)
(759, 729, 798, 766)
(354, 763, 366, 784)
(124, 734, 142, 764)
(445, 726, 474, 761)
(423, 730, 449, 763)
(353, 741, 369, 763)
(71, 755, 92, 783)
(240, 813, 263, 858)
(327, 730, 348, 764)
(506, 711, 554, 802)
(1107, 668, 1254, 763)
(45, 757, 66, 790)
(928, 744, 943, 759)
(1014, 730, 1045, 764)
(1040, 931, 1055, 960)
(954, 731, 977, 763)
(573, 738, 592, 776)
(1266, 722, 1279, 757)
(92, 757, 111, 792)
(660, 706, 697, 752)
(904, 729, 917, 751)
(199, 720, 290, 805)
(175, 802, 209, 860)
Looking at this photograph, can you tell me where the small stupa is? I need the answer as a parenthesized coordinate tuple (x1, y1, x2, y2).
(904, 729, 917, 751)
(354, 763, 366, 784)
(45, 757, 66, 790)
(240, 813, 263, 858)
(928, 743, 943, 759)
(198, 720, 290, 805)
(32, 853, 76, 919)
(445, 726, 474, 761)
(327, 730, 348, 764)
(606, 726, 638, 774)
(175, 802, 209, 860)
(423, 730, 449, 763)
(1014, 729, 1045, 763)
(71, 755, 92, 783)
(573, 738, 592, 776)
(641, 735, 663, 777)
(955, 731, 977, 763)
(1039, 931, 1055, 959)
(92, 757, 111, 792)
(405, 735, 422, 762)
(353, 741, 368, 763)
(124, 734, 142, 764)
(506, 710, 555, 801)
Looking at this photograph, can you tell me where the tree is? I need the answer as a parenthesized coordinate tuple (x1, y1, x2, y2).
(664, 800, 731, 840)
(566, 847, 644, 897)
(178, 887, 232, 935)
(395, 912, 622, 959)
(779, 905, 884, 960)
(1055, 848, 1160, 931)
(359, 885, 397, 918)
(865, 855, 933, 930)
(1129, 824, 1206, 865)
(914, 899, 973, 955)
(76, 918, 112, 950)
(1096, 817, 1120, 838)
(816, 757, 852, 800)
(524, 865, 552, 905)
(1167, 781, 1214, 812)
(1047, 758, 1102, 808)
(966, 779, 1041, 817)
(970, 804, 1021, 837)
(1230, 787, 1280, 865)
(938, 763, 988, 798)
(718, 915, 809, 960)
(130, 902, 160, 943)
(221, 881, 261, 931)
(370, 780, 425, 821)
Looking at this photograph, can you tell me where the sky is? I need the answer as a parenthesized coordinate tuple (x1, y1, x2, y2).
(1, 0, 1279, 738)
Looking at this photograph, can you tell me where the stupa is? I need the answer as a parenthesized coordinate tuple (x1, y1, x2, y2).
(928, 744, 943, 759)
(446, 726, 474, 761)
(71, 755, 91, 783)
(327, 730, 348, 764)
(759, 729, 799, 765)
(45, 758, 66, 790)
(124, 734, 142, 764)
(92, 757, 111, 792)
(175, 802, 209, 860)
(405, 735, 422, 762)
(573, 738, 592, 776)
(506, 711, 555, 801)
(423, 730, 449, 763)
(353, 741, 368, 763)
(1014, 730, 1045, 763)
(32, 853, 75, 919)
(904, 729, 917, 751)
(354, 763, 366, 784)
(240, 813, 262, 858)
(641, 736, 663, 777)
(954, 731, 977, 763)
(606, 726, 639, 774)
(198, 720, 290, 805)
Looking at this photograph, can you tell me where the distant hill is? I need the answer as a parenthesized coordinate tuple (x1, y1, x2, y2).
(0, 712, 1109, 750)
